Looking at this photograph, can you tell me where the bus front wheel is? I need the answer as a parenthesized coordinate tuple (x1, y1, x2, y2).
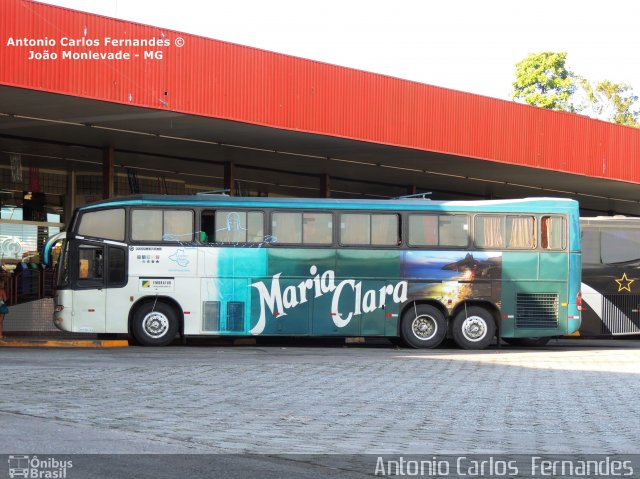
(400, 304, 447, 349)
(132, 301, 179, 347)
(452, 306, 496, 350)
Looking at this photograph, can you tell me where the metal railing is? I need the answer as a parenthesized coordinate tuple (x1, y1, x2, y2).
(1, 266, 57, 306)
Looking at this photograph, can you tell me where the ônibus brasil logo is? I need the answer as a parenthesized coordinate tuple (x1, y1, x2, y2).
(249, 265, 408, 334)
(8, 455, 73, 478)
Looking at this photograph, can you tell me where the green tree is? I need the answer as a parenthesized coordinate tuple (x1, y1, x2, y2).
(579, 79, 639, 127)
(512, 52, 577, 112)
(512, 52, 640, 127)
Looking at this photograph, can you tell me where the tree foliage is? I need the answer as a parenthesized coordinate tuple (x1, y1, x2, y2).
(512, 52, 639, 127)
(579, 79, 639, 127)
(512, 52, 577, 112)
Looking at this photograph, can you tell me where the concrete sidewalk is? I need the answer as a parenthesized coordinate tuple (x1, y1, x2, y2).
(0, 337, 128, 348)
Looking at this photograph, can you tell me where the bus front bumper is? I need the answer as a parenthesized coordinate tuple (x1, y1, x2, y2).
(53, 290, 72, 332)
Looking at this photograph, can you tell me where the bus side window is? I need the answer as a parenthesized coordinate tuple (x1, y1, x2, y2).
(272, 212, 302, 244)
(302, 212, 332, 244)
(371, 214, 399, 246)
(107, 247, 126, 286)
(201, 210, 216, 243)
(131, 209, 194, 242)
(215, 211, 264, 243)
(541, 216, 566, 250)
(581, 228, 601, 264)
(475, 215, 505, 249)
(340, 214, 370, 245)
(506, 215, 536, 249)
(340, 213, 399, 246)
(408, 215, 438, 246)
(440, 215, 469, 247)
(163, 210, 194, 242)
(601, 228, 640, 264)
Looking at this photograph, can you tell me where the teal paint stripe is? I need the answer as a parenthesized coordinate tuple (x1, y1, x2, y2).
(81, 195, 579, 214)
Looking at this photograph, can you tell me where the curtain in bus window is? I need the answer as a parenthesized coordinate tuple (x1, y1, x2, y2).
(302, 213, 332, 244)
(507, 216, 535, 249)
(541, 216, 565, 249)
(440, 215, 469, 247)
(246, 212, 264, 243)
(163, 210, 193, 242)
(132, 210, 162, 241)
(340, 214, 370, 245)
(542, 216, 550, 249)
(371, 215, 398, 245)
(408, 215, 437, 246)
(272, 212, 302, 244)
(476, 216, 503, 248)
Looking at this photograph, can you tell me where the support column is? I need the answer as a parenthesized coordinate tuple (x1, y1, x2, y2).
(320, 174, 331, 198)
(406, 185, 417, 196)
(224, 162, 236, 196)
(64, 167, 76, 227)
(102, 147, 114, 199)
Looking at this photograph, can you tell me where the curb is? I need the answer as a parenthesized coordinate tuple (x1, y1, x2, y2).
(0, 338, 129, 348)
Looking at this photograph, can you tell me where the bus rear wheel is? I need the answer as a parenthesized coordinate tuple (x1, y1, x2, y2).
(400, 304, 447, 349)
(132, 301, 179, 347)
(452, 306, 496, 350)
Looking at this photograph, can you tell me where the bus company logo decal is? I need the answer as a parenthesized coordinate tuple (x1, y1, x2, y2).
(168, 249, 190, 268)
(8, 455, 73, 478)
(139, 278, 175, 292)
(249, 265, 408, 335)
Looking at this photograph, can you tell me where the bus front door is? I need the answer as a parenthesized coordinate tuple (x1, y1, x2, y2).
(71, 242, 107, 333)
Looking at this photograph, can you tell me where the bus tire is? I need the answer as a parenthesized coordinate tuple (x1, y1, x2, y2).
(400, 304, 447, 349)
(452, 306, 496, 350)
(132, 301, 179, 347)
(503, 337, 551, 347)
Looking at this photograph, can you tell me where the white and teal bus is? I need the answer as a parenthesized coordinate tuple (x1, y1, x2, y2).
(43, 195, 582, 349)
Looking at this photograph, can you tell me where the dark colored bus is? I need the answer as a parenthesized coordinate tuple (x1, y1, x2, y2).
(581, 216, 640, 336)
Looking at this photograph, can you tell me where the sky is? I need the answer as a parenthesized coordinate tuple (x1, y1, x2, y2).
(36, 0, 640, 101)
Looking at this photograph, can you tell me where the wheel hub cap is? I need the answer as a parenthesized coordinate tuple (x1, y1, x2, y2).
(412, 315, 437, 340)
(461, 316, 487, 342)
(143, 312, 169, 338)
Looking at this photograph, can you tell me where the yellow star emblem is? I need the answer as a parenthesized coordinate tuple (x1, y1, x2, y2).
(615, 273, 635, 292)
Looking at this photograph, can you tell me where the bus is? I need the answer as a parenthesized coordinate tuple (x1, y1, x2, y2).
(580, 216, 640, 337)
(43, 195, 582, 349)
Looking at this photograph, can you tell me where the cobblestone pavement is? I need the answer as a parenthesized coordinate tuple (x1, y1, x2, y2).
(1, 339, 639, 455)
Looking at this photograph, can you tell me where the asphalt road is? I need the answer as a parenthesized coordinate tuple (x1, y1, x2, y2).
(1, 337, 639, 478)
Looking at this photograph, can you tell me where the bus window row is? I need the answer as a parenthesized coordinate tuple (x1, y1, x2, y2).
(581, 226, 640, 264)
(76, 207, 567, 250)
